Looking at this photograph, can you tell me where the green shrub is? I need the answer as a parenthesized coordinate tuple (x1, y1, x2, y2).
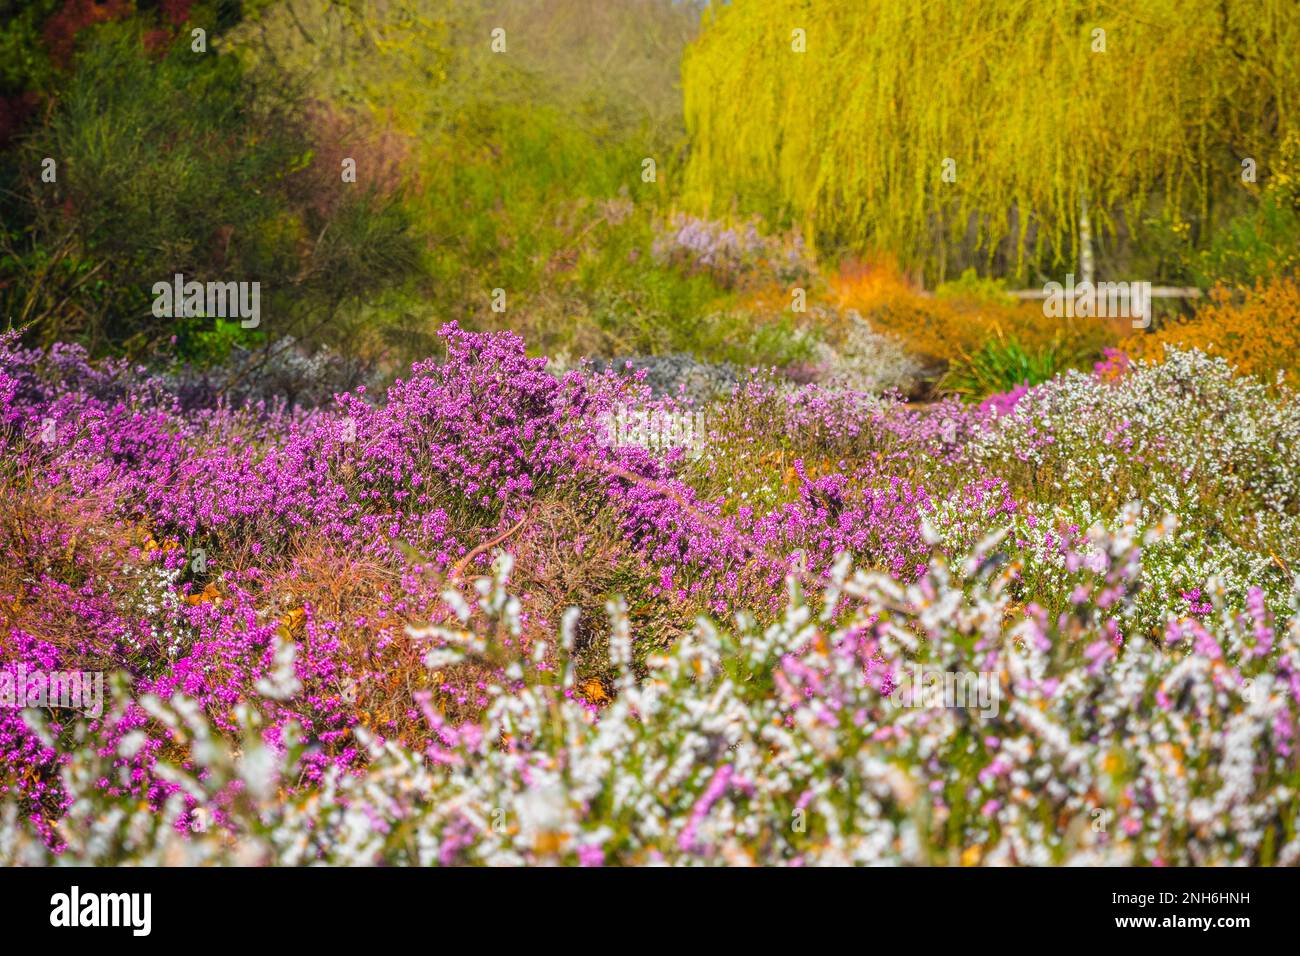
(933, 268, 1013, 304)
(939, 333, 1072, 397)
(3, 18, 422, 358)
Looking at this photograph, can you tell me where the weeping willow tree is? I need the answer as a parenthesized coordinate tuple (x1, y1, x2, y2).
(682, 0, 1300, 281)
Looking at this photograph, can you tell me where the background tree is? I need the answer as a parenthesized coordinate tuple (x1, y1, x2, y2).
(682, 0, 1300, 284)
(1, 4, 422, 358)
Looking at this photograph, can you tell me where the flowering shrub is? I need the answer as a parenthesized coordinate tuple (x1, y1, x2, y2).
(807, 307, 926, 395)
(163, 336, 377, 412)
(2, 325, 1298, 864)
(5, 526, 1298, 866)
(1120, 275, 1300, 386)
(581, 353, 740, 402)
(652, 213, 813, 289)
(947, 348, 1300, 640)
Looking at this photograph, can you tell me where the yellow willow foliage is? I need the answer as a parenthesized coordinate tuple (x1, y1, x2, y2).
(683, 0, 1300, 277)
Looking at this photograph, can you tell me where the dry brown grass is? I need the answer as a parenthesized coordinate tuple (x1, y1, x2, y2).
(0, 473, 143, 670)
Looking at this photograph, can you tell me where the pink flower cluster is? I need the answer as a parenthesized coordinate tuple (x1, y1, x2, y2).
(0, 323, 1011, 847)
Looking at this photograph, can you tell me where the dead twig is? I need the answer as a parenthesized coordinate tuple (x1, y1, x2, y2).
(448, 509, 533, 584)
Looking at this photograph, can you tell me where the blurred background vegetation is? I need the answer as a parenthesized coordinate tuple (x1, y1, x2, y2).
(683, 0, 1300, 289)
(1, 0, 1297, 396)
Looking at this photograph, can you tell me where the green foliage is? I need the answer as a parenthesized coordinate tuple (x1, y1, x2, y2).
(5, 24, 299, 344)
(2, 17, 421, 355)
(939, 333, 1071, 398)
(683, 0, 1300, 282)
(0, 0, 59, 94)
(1194, 138, 1300, 287)
(0, 228, 123, 336)
(174, 316, 266, 365)
(224, 0, 731, 366)
(42, 28, 298, 261)
(3, 0, 787, 369)
(1193, 194, 1300, 288)
(933, 268, 1012, 305)
(1129, 133, 1300, 289)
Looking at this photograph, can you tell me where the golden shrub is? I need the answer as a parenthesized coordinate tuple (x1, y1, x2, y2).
(828, 259, 1126, 366)
(1121, 276, 1300, 384)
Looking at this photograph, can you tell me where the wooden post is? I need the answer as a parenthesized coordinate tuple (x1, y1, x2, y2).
(1079, 193, 1095, 287)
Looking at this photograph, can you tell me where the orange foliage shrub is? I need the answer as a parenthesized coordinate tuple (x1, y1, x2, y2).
(829, 259, 1127, 366)
(1121, 276, 1300, 384)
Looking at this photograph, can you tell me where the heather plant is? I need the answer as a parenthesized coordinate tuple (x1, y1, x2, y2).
(580, 353, 740, 402)
(5, 520, 1298, 866)
(966, 348, 1300, 524)
(953, 348, 1300, 633)
(650, 212, 814, 290)
(162, 336, 378, 412)
(3, 0, 1299, 875)
(3, 323, 1299, 864)
(807, 308, 926, 396)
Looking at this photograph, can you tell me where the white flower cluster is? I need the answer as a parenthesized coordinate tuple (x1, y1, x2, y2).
(970, 347, 1300, 519)
(928, 346, 1300, 632)
(6, 522, 1297, 867)
(810, 308, 927, 395)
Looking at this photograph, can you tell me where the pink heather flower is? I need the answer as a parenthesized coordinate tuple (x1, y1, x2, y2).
(1093, 348, 1131, 381)
(1245, 587, 1274, 658)
(978, 382, 1030, 418)
(1180, 588, 1213, 617)
(678, 764, 734, 854)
